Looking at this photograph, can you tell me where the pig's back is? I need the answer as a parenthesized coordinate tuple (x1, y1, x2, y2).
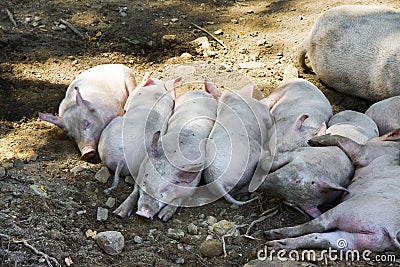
(365, 96, 400, 135)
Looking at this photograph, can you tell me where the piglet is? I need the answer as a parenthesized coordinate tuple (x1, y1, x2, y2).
(39, 64, 136, 162)
(265, 129, 400, 252)
(202, 81, 274, 205)
(298, 5, 400, 101)
(98, 74, 178, 195)
(365, 96, 400, 135)
(264, 78, 332, 153)
(134, 89, 218, 221)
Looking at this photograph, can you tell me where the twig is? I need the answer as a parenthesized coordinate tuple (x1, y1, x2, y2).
(245, 207, 278, 236)
(5, 9, 17, 28)
(59, 19, 85, 40)
(190, 22, 228, 49)
(0, 233, 61, 267)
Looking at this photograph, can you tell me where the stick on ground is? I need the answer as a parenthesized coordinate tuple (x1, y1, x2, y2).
(190, 23, 228, 49)
(6, 9, 17, 27)
(0, 233, 61, 267)
(59, 19, 85, 40)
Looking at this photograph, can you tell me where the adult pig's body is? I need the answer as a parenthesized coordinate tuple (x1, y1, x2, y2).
(298, 5, 400, 101)
(365, 96, 400, 135)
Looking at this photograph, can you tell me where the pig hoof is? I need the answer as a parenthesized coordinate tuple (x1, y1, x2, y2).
(136, 209, 153, 220)
(264, 230, 283, 240)
(113, 206, 132, 218)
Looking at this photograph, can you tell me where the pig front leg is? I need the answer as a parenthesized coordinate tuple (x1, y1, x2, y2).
(113, 183, 140, 218)
(264, 212, 336, 240)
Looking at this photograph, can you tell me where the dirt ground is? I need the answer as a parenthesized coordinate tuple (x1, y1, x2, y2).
(1, 0, 399, 266)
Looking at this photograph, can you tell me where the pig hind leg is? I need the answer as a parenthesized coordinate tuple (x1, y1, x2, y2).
(267, 231, 393, 251)
(113, 183, 139, 218)
(158, 204, 178, 222)
(103, 161, 124, 195)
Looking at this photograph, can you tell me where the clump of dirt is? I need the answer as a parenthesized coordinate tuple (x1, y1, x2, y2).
(1, 0, 398, 266)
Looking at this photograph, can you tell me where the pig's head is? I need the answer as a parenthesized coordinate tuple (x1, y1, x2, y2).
(263, 167, 348, 218)
(39, 87, 104, 162)
(135, 131, 201, 220)
(272, 114, 327, 153)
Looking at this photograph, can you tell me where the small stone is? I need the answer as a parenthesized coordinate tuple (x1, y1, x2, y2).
(213, 29, 223, 35)
(29, 153, 38, 162)
(0, 167, 6, 178)
(105, 197, 116, 208)
(247, 10, 254, 14)
(162, 34, 177, 47)
(76, 210, 86, 215)
(191, 37, 210, 49)
(29, 185, 48, 198)
(96, 207, 108, 221)
(70, 165, 84, 175)
(230, 204, 240, 209)
(198, 213, 205, 219)
(180, 52, 193, 60)
(200, 240, 223, 257)
(95, 167, 110, 183)
(32, 21, 39, 27)
(133, 235, 143, 244)
(206, 234, 213, 240)
(231, 19, 238, 24)
(167, 228, 185, 240)
(233, 215, 245, 223)
(171, 18, 179, 23)
(175, 257, 185, 264)
(94, 231, 124, 255)
(177, 243, 184, 251)
(206, 216, 217, 225)
(185, 245, 193, 251)
(125, 175, 135, 185)
(59, 24, 67, 30)
(187, 223, 198, 235)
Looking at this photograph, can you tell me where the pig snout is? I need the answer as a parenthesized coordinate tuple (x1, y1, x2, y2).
(80, 145, 97, 161)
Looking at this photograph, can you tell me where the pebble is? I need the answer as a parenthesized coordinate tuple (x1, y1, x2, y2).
(171, 18, 179, 23)
(187, 222, 198, 235)
(29, 153, 38, 162)
(233, 215, 245, 223)
(199, 240, 223, 257)
(167, 228, 185, 240)
(213, 29, 223, 35)
(96, 207, 108, 221)
(231, 19, 238, 24)
(133, 235, 143, 244)
(161, 34, 177, 47)
(185, 245, 193, 251)
(198, 213, 205, 219)
(175, 257, 185, 264)
(180, 52, 193, 60)
(177, 243, 184, 251)
(94, 231, 124, 255)
(76, 210, 86, 215)
(125, 175, 135, 185)
(0, 167, 6, 178)
(70, 165, 84, 175)
(206, 216, 217, 225)
(105, 197, 116, 208)
(95, 167, 110, 183)
(29, 185, 48, 198)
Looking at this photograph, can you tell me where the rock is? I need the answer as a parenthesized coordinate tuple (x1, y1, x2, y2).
(210, 220, 240, 237)
(213, 29, 223, 35)
(238, 62, 266, 69)
(95, 167, 110, 183)
(0, 167, 6, 178)
(230, 203, 240, 209)
(175, 257, 185, 264)
(125, 175, 135, 185)
(133, 235, 143, 244)
(180, 52, 193, 60)
(29, 185, 48, 198)
(231, 19, 239, 24)
(177, 243, 184, 251)
(206, 216, 217, 225)
(167, 228, 185, 240)
(171, 18, 179, 23)
(161, 34, 177, 47)
(105, 197, 116, 208)
(187, 222, 198, 235)
(198, 213, 205, 219)
(94, 231, 124, 255)
(191, 37, 210, 49)
(96, 207, 108, 221)
(28, 153, 38, 162)
(70, 165, 84, 175)
(199, 240, 223, 257)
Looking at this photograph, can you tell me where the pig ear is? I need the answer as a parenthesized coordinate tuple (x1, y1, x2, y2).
(38, 112, 65, 128)
(139, 72, 153, 87)
(149, 131, 163, 158)
(236, 83, 254, 97)
(317, 180, 348, 193)
(75, 87, 92, 108)
(164, 77, 181, 100)
(204, 80, 222, 100)
(379, 128, 400, 142)
(315, 122, 327, 136)
(290, 114, 309, 132)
